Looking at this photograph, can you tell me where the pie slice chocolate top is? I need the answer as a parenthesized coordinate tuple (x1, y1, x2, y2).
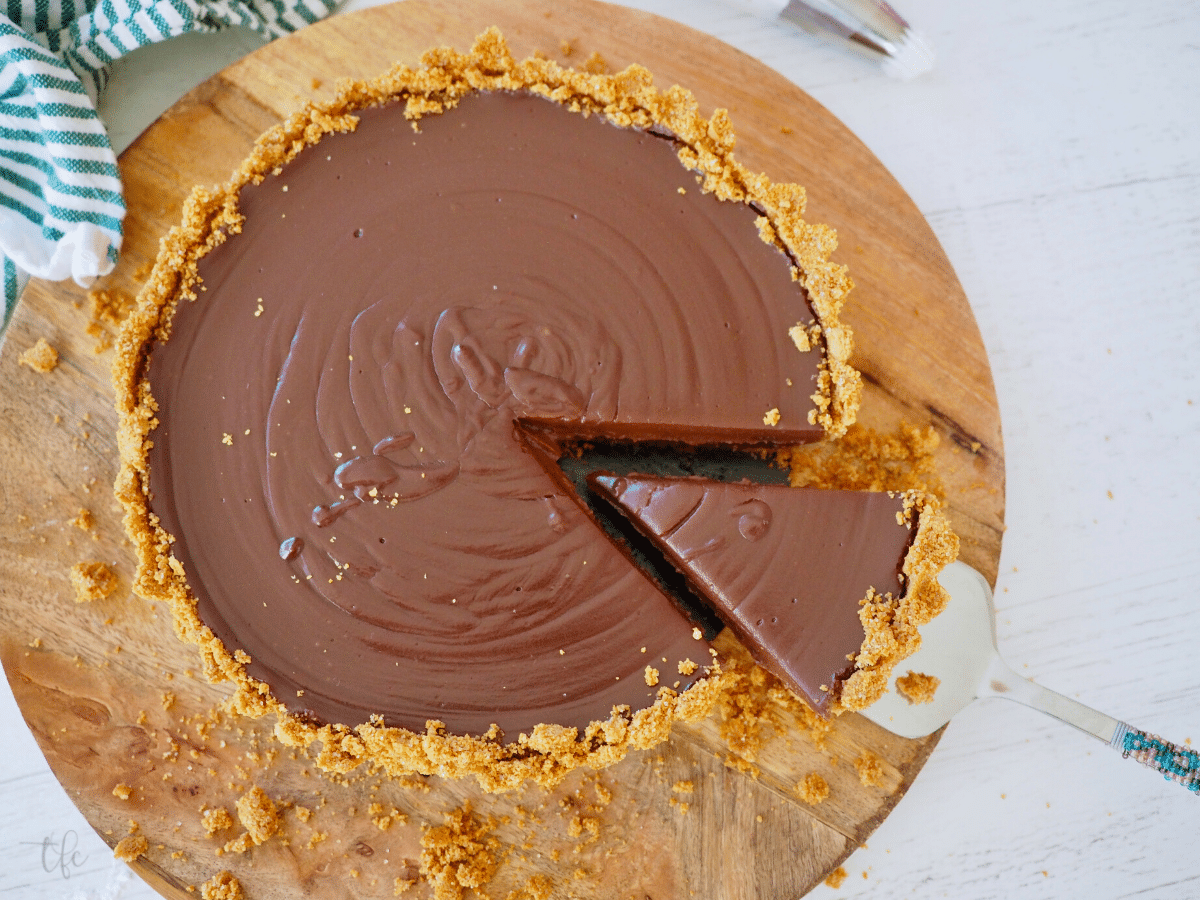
(588, 473, 958, 715)
(114, 30, 863, 789)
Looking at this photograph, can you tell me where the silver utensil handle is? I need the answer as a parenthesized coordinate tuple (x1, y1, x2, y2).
(984, 657, 1198, 794)
(1110, 723, 1200, 795)
(982, 655, 1119, 742)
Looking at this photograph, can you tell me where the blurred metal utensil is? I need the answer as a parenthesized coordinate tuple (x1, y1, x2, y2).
(732, 0, 935, 79)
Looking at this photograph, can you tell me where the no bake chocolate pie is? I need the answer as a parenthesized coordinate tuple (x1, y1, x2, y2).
(112, 30, 950, 790)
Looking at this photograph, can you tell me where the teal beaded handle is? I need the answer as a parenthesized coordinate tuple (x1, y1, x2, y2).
(1111, 723, 1200, 794)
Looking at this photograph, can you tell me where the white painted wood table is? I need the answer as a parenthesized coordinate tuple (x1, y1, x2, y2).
(1, 0, 1197, 897)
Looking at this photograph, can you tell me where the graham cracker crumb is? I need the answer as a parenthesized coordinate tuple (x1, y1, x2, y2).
(763, 407, 781, 426)
(112, 783, 132, 800)
(896, 670, 940, 705)
(18, 338, 58, 373)
(582, 51, 609, 74)
(394, 876, 418, 895)
(200, 871, 244, 900)
(420, 802, 499, 900)
(234, 786, 279, 845)
(201, 806, 234, 837)
(678, 658, 697, 675)
(593, 780, 613, 805)
(671, 780, 693, 793)
(113, 834, 149, 861)
(824, 866, 848, 888)
(370, 801, 407, 831)
(854, 750, 885, 787)
(222, 833, 255, 856)
(86, 287, 136, 351)
(567, 814, 599, 848)
(795, 772, 829, 805)
(644, 666, 659, 687)
(505, 874, 554, 900)
(71, 508, 95, 532)
(70, 561, 116, 602)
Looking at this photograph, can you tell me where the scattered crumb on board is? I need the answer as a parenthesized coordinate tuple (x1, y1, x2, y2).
(113, 833, 148, 861)
(18, 338, 58, 372)
(369, 801, 407, 831)
(86, 287, 137, 352)
(201, 806, 234, 837)
(854, 750, 885, 787)
(200, 871, 244, 900)
(222, 786, 279, 853)
(70, 561, 116, 602)
(795, 772, 830, 805)
(420, 802, 499, 900)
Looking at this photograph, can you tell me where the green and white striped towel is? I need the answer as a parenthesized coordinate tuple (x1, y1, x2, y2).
(1, 0, 337, 336)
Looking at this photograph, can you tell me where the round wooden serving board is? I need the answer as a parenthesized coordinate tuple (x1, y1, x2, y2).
(0, 2, 1005, 897)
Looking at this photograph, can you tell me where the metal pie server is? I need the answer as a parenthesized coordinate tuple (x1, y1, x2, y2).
(859, 561, 1199, 794)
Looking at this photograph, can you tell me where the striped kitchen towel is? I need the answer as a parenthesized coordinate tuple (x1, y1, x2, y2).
(1, 0, 338, 337)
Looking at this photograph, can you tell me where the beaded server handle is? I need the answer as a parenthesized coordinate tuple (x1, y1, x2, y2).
(1111, 723, 1200, 794)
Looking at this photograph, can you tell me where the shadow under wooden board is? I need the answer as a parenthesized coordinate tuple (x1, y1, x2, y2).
(0, 1, 1004, 897)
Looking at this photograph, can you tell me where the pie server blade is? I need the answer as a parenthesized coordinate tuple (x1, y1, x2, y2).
(856, 562, 1199, 794)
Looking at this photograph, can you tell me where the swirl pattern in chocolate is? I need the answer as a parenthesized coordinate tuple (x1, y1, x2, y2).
(145, 90, 826, 737)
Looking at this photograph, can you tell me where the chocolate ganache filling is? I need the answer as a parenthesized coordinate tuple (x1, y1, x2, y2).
(146, 90, 826, 737)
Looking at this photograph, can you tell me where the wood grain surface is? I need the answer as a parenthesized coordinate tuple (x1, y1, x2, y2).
(0, 1, 1003, 897)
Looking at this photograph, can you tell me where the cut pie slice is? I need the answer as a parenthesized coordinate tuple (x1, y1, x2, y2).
(588, 472, 958, 715)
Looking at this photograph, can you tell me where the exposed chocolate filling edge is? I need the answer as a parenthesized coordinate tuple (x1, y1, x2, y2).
(112, 29, 864, 792)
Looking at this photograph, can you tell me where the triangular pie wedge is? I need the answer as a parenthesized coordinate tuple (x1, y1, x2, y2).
(589, 472, 958, 715)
